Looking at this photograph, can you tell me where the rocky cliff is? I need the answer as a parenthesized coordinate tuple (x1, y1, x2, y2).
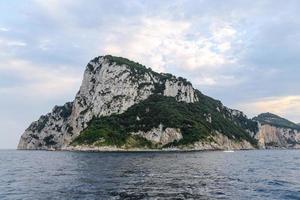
(18, 55, 258, 151)
(253, 113, 300, 149)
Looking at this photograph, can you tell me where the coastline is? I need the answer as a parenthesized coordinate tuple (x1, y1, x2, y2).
(62, 135, 257, 152)
(18, 145, 255, 153)
(17, 145, 300, 153)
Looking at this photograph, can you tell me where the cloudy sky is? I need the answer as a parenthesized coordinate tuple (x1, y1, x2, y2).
(1, 0, 300, 148)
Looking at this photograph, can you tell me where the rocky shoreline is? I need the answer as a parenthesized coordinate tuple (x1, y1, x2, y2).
(18, 146, 300, 153)
(24, 146, 253, 152)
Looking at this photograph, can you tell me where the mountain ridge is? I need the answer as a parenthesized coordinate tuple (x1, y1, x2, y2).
(18, 55, 256, 150)
(253, 112, 300, 130)
(253, 112, 300, 148)
(18, 55, 299, 151)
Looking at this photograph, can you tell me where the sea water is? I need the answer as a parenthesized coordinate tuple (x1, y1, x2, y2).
(0, 150, 299, 199)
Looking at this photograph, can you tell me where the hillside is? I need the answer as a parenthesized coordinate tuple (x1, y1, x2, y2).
(18, 55, 258, 151)
(71, 93, 258, 149)
(253, 113, 300, 130)
(253, 113, 300, 148)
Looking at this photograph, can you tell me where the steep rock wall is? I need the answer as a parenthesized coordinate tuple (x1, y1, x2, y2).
(18, 56, 198, 150)
(256, 124, 300, 149)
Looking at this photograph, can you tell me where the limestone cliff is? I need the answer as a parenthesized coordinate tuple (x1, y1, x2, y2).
(253, 113, 300, 149)
(18, 55, 257, 151)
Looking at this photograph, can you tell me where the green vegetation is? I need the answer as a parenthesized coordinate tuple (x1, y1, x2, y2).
(105, 55, 148, 71)
(228, 110, 258, 134)
(177, 76, 191, 86)
(72, 93, 258, 148)
(105, 55, 155, 79)
(71, 118, 155, 148)
(29, 134, 39, 140)
(53, 102, 73, 119)
(253, 112, 300, 130)
(71, 55, 258, 148)
(104, 55, 182, 94)
(66, 125, 73, 135)
(28, 115, 49, 132)
(43, 135, 57, 146)
(265, 142, 280, 147)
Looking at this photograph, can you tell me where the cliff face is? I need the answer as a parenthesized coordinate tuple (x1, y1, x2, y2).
(192, 132, 254, 150)
(253, 113, 300, 149)
(18, 55, 257, 151)
(255, 124, 300, 149)
(18, 102, 74, 150)
(18, 56, 198, 150)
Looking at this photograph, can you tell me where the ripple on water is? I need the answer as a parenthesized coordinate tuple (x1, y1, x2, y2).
(0, 150, 299, 200)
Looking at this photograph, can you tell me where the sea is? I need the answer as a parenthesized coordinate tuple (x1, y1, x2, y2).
(0, 149, 299, 200)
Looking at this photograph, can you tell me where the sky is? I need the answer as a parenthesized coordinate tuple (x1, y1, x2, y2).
(0, 0, 300, 149)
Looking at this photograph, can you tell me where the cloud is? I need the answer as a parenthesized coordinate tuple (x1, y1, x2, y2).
(237, 96, 300, 122)
(0, 37, 27, 47)
(102, 18, 238, 75)
(7, 41, 27, 47)
(102, 18, 191, 72)
(38, 39, 52, 51)
(0, 59, 82, 99)
(2, 1, 243, 86)
(193, 74, 243, 87)
(1, 0, 300, 148)
(0, 27, 9, 32)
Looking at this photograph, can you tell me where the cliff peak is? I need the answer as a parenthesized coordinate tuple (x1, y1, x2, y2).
(18, 56, 300, 151)
(253, 112, 300, 130)
(18, 55, 200, 150)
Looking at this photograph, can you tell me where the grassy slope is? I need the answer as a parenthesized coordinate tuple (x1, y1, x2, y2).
(71, 55, 258, 148)
(71, 93, 258, 148)
(253, 113, 300, 130)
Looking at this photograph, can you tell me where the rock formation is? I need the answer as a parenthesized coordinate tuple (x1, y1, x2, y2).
(17, 55, 264, 151)
(253, 113, 300, 149)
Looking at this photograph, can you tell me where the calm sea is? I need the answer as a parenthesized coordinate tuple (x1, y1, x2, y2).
(0, 150, 299, 199)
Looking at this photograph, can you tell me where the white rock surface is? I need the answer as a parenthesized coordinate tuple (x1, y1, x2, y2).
(163, 79, 198, 103)
(62, 132, 254, 152)
(18, 102, 73, 150)
(191, 132, 255, 150)
(18, 56, 199, 150)
(255, 124, 300, 149)
(131, 125, 182, 145)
